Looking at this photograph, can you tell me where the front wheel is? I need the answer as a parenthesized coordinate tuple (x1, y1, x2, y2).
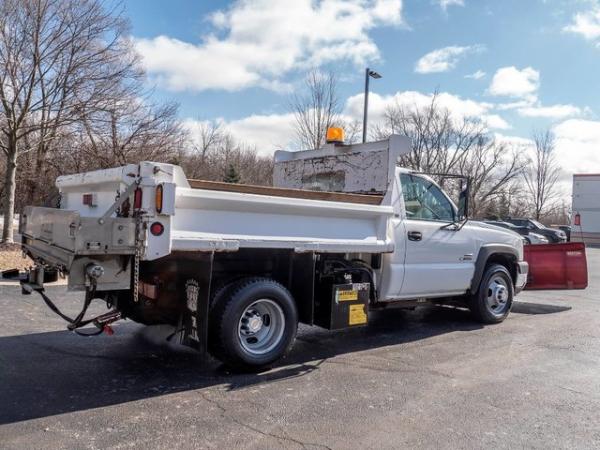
(208, 277, 298, 371)
(469, 264, 514, 324)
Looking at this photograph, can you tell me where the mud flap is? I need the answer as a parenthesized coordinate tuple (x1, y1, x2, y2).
(177, 252, 214, 353)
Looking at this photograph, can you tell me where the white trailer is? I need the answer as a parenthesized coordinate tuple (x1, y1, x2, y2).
(572, 174, 600, 246)
(19, 134, 528, 370)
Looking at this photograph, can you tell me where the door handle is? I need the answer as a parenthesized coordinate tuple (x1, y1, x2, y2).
(407, 231, 422, 241)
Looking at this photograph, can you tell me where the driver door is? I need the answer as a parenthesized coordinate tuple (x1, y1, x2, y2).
(398, 173, 475, 298)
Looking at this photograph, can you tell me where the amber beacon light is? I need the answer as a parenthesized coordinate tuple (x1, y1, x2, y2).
(326, 127, 344, 144)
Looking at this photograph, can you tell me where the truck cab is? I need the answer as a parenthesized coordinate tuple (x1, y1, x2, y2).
(18, 133, 528, 371)
(380, 168, 527, 302)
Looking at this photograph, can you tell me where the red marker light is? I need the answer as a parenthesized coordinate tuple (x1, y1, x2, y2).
(150, 222, 164, 236)
(574, 213, 581, 226)
(134, 188, 143, 210)
(82, 193, 95, 206)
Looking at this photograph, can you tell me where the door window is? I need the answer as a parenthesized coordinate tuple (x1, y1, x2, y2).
(400, 174, 455, 222)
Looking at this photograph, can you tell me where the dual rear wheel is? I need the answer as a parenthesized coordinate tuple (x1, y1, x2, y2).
(208, 278, 298, 371)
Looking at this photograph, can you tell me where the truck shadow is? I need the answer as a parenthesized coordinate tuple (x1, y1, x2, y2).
(511, 301, 572, 315)
(0, 305, 481, 425)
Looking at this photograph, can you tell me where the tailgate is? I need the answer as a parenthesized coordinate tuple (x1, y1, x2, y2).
(21, 206, 136, 269)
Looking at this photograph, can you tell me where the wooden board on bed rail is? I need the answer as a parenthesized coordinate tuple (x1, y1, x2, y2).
(187, 179, 384, 206)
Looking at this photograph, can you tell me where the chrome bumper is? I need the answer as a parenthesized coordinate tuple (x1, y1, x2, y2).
(515, 261, 529, 294)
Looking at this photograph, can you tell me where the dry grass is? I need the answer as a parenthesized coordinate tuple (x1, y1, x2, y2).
(0, 244, 32, 271)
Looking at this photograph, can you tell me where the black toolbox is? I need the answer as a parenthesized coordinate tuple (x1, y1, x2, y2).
(315, 282, 369, 330)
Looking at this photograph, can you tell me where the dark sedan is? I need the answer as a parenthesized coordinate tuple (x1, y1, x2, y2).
(504, 218, 567, 243)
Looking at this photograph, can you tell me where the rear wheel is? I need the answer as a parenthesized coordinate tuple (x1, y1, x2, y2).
(208, 277, 298, 371)
(469, 264, 514, 324)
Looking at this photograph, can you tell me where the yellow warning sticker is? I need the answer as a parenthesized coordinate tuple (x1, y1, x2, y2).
(337, 290, 358, 302)
(349, 304, 367, 325)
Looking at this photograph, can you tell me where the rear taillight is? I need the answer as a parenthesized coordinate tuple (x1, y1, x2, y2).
(155, 185, 163, 214)
(134, 187, 143, 209)
(150, 222, 164, 236)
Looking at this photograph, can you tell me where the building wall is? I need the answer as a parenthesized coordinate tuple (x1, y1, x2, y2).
(572, 174, 600, 245)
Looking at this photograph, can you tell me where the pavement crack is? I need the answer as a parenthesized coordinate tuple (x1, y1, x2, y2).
(324, 356, 456, 380)
(199, 391, 332, 450)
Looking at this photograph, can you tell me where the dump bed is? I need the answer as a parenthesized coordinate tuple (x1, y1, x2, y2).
(171, 182, 394, 254)
(21, 136, 409, 274)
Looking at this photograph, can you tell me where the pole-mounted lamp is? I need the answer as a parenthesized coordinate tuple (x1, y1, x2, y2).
(362, 68, 382, 143)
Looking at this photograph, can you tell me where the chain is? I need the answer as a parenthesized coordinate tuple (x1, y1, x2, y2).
(133, 212, 141, 303)
(132, 180, 143, 303)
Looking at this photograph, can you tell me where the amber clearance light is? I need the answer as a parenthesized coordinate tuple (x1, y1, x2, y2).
(155, 184, 163, 214)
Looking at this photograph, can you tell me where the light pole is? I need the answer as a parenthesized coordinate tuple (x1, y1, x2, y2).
(362, 67, 382, 143)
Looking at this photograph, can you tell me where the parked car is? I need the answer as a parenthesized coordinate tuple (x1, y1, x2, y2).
(551, 225, 571, 242)
(504, 218, 567, 243)
(484, 221, 549, 244)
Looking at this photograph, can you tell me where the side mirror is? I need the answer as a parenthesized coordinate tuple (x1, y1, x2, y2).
(457, 178, 470, 220)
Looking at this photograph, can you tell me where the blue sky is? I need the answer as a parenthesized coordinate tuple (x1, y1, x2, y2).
(123, 0, 600, 177)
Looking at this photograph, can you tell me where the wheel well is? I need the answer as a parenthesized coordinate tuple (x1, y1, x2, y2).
(211, 248, 315, 324)
(485, 254, 517, 285)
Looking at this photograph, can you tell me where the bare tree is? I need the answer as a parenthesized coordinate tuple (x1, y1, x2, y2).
(373, 92, 487, 175)
(290, 70, 340, 150)
(75, 98, 185, 169)
(457, 138, 525, 217)
(373, 92, 526, 218)
(178, 124, 273, 186)
(0, 0, 141, 242)
(523, 130, 561, 221)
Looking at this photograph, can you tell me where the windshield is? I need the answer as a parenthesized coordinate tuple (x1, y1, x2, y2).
(530, 220, 545, 228)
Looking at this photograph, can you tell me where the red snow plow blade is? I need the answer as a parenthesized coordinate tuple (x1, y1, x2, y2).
(524, 242, 588, 290)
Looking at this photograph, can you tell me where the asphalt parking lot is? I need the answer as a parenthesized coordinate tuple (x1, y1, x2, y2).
(1, 249, 599, 449)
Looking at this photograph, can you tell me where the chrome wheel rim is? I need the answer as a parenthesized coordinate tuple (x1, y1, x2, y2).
(238, 299, 285, 355)
(486, 275, 510, 316)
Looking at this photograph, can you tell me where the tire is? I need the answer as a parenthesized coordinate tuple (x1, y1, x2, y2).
(208, 277, 298, 371)
(469, 264, 514, 324)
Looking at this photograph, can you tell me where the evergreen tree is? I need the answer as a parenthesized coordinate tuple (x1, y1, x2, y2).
(223, 163, 240, 183)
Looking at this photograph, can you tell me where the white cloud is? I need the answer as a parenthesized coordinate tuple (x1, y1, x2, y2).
(494, 133, 535, 149)
(563, 6, 600, 41)
(496, 100, 535, 111)
(483, 114, 511, 130)
(488, 66, 540, 100)
(517, 104, 582, 120)
(223, 113, 297, 154)
(465, 70, 486, 80)
(438, 0, 465, 11)
(344, 90, 509, 129)
(182, 87, 518, 157)
(184, 113, 297, 156)
(553, 119, 600, 177)
(415, 45, 484, 73)
(136, 0, 404, 92)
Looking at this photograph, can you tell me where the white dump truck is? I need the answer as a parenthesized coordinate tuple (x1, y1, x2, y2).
(19, 133, 528, 370)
